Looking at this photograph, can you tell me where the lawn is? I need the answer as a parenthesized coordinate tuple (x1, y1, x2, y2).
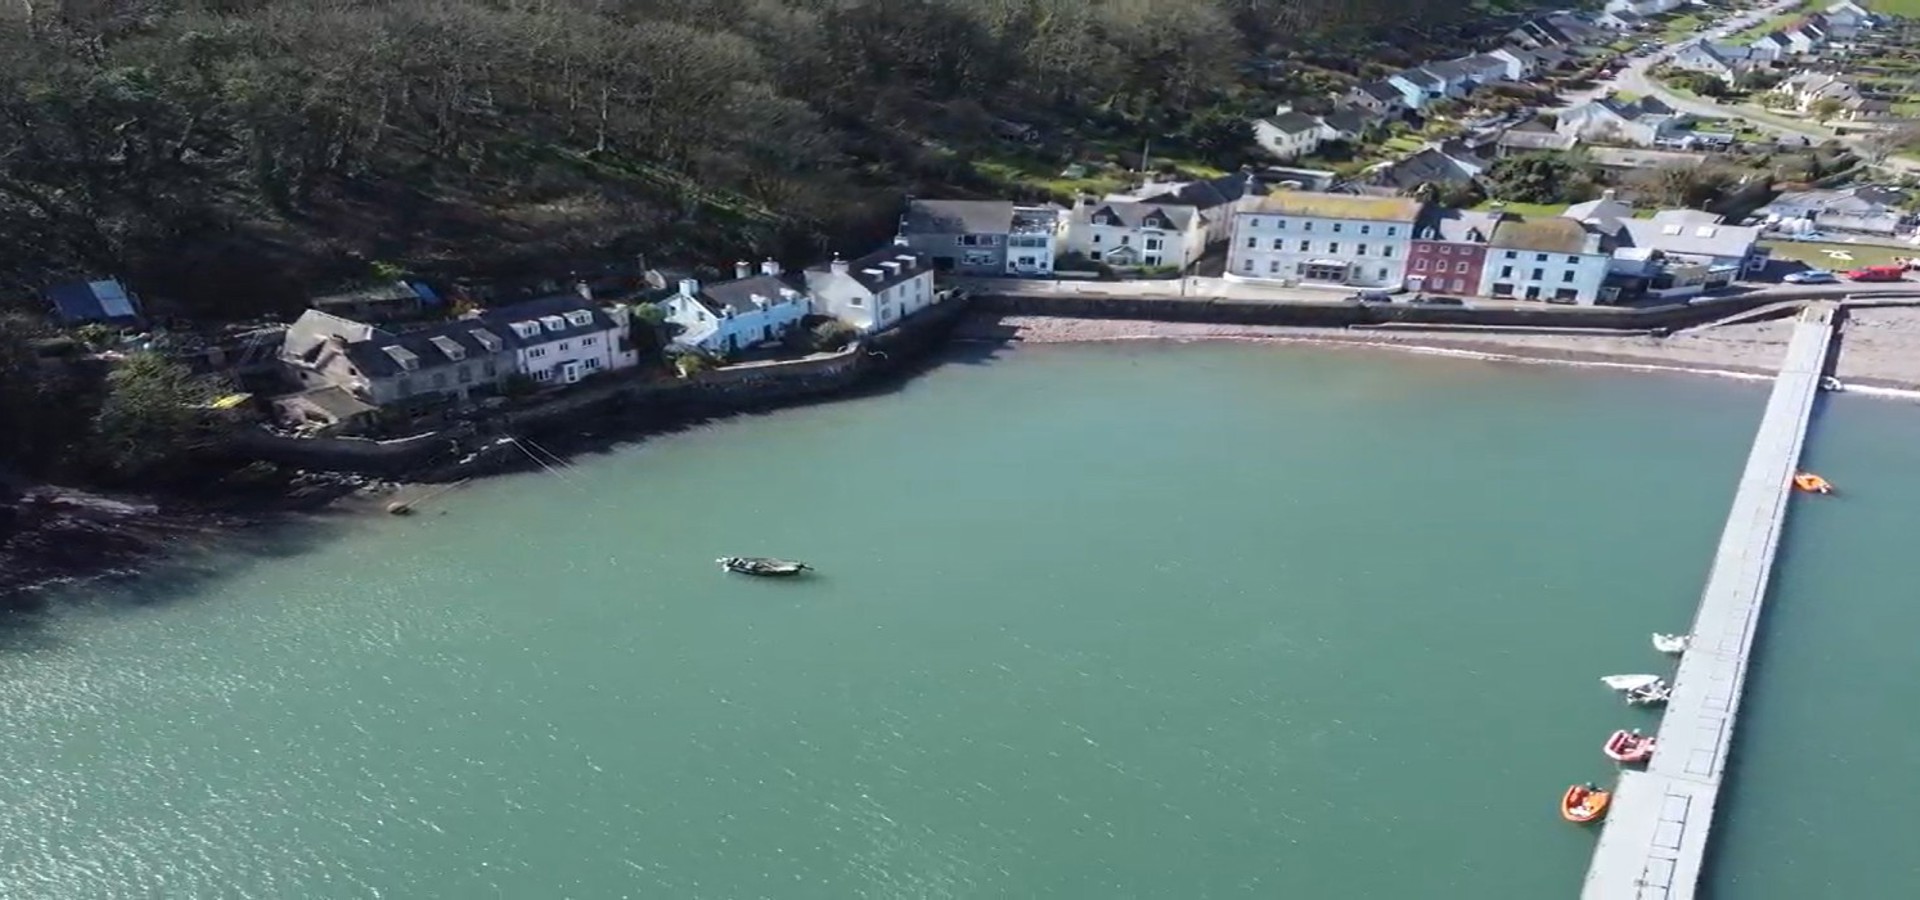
(1659, 13, 1706, 41)
(1730, 1, 1815, 42)
(1472, 200, 1570, 217)
(1866, 0, 1920, 16)
(1763, 239, 1914, 270)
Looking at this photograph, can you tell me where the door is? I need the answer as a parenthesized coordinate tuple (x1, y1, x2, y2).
(562, 360, 583, 384)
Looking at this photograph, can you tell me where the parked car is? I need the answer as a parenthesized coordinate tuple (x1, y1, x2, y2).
(1784, 269, 1838, 284)
(1349, 290, 1395, 304)
(1844, 265, 1906, 283)
(1408, 294, 1466, 306)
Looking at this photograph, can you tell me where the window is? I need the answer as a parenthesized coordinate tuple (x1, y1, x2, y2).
(1531, 268, 1544, 280)
(1095, 234, 1104, 245)
(585, 357, 602, 370)
(1554, 288, 1580, 301)
(1377, 267, 1388, 280)
(1415, 259, 1429, 271)
(1245, 237, 1256, 248)
(1361, 225, 1372, 235)
(1440, 245, 1453, 256)
(1387, 227, 1398, 237)
(1146, 238, 1162, 251)
(1269, 260, 1282, 273)
(559, 342, 570, 351)
(582, 336, 596, 347)
(1492, 283, 1515, 297)
(1090, 251, 1102, 261)
(1505, 251, 1517, 259)
(1242, 259, 1254, 273)
(1455, 262, 1468, 274)
(1500, 266, 1513, 278)
(850, 295, 864, 307)
(1566, 255, 1580, 264)
(1272, 238, 1285, 250)
(960, 235, 979, 246)
(1562, 270, 1576, 283)
(1383, 246, 1394, 258)
(1299, 240, 1310, 252)
(1120, 235, 1131, 245)
(458, 366, 472, 384)
(1358, 244, 1369, 256)
(1332, 223, 1343, 233)
(1250, 219, 1260, 229)
(1329, 242, 1340, 254)
(1535, 253, 1548, 262)
(1451, 279, 1467, 292)
(1277, 219, 1288, 230)
(1304, 221, 1314, 232)
(1296, 263, 1306, 274)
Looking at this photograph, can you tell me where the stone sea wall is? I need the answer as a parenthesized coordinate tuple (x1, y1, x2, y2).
(971, 292, 1806, 332)
(234, 295, 974, 478)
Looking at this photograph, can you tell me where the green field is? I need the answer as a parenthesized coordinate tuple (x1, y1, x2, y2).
(1866, 0, 1920, 16)
(1763, 239, 1914, 269)
(1472, 200, 1570, 217)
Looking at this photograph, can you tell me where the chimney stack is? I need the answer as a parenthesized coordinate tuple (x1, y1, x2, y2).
(1602, 188, 1617, 201)
(734, 261, 752, 279)
(575, 280, 592, 302)
(760, 259, 782, 277)
(678, 277, 700, 298)
(830, 254, 849, 276)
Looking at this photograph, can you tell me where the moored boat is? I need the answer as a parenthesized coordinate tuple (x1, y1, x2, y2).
(1603, 729, 1656, 764)
(1792, 472, 1834, 495)
(1601, 673, 1662, 692)
(1625, 680, 1672, 707)
(1562, 783, 1611, 824)
(1652, 633, 1690, 654)
(717, 556, 812, 577)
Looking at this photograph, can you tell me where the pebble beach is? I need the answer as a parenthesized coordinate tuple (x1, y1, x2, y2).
(956, 308, 1920, 396)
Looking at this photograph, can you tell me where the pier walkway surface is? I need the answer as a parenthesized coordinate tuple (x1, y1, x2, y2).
(1581, 304, 1839, 899)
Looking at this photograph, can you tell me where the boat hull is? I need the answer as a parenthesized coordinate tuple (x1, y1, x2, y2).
(1603, 729, 1656, 764)
(1562, 784, 1611, 824)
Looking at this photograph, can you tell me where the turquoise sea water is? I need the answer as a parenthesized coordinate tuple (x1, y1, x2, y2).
(0, 343, 1913, 898)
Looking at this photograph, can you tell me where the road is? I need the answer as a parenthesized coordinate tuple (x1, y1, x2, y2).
(957, 275, 1920, 309)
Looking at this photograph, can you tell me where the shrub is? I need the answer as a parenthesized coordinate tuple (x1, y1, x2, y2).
(809, 320, 860, 352)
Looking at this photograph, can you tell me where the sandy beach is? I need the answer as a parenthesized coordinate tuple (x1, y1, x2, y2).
(956, 307, 1920, 398)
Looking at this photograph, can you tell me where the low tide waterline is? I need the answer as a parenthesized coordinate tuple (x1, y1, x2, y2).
(0, 343, 1909, 898)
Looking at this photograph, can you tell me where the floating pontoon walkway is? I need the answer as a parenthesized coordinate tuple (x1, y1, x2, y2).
(1581, 304, 1839, 900)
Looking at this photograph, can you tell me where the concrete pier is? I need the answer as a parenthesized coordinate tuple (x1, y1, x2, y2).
(1581, 304, 1839, 899)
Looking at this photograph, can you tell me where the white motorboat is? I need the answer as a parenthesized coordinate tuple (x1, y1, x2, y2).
(1625, 681, 1672, 707)
(1601, 673, 1662, 692)
(1652, 633, 1691, 654)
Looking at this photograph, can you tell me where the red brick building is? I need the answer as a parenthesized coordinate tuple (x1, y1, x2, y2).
(1406, 209, 1503, 295)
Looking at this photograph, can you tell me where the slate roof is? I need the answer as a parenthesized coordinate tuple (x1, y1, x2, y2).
(1413, 208, 1505, 243)
(1617, 217, 1764, 259)
(809, 247, 932, 294)
(1562, 198, 1636, 228)
(336, 317, 512, 380)
(1320, 108, 1373, 136)
(689, 274, 806, 316)
(903, 199, 1014, 235)
(1356, 81, 1404, 104)
(1498, 128, 1579, 152)
(1265, 110, 1323, 135)
(1423, 59, 1474, 83)
(1083, 202, 1198, 231)
(1141, 172, 1264, 211)
(1394, 68, 1446, 89)
(478, 294, 615, 348)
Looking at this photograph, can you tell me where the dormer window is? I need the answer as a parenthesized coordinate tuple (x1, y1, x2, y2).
(382, 346, 421, 371)
(540, 315, 566, 333)
(512, 321, 540, 340)
(1094, 214, 1114, 226)
(470, 329, 503, 353)
(565, 310, 593, 327)
(429, 335, 466, 362)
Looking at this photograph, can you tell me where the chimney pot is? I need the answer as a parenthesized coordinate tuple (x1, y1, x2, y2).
(760, 259, 782, 277)
(830, 255, 850, 276)
(679, 277, 701, 297)
(734, 261, 752, 279)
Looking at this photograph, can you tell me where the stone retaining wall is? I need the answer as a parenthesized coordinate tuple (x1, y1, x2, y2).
(972, 292, 1805, 332)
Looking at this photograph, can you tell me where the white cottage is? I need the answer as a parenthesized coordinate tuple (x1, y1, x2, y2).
(662, 261, 811, 355)
(805, 247, 937, 333)
(480, 294, 633, 387)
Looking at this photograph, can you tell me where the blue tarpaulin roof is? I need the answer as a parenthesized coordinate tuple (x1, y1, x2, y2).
(47, 279, 142, 324)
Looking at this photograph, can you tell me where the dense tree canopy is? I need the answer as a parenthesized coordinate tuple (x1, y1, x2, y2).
(0, 0, 1532, 319)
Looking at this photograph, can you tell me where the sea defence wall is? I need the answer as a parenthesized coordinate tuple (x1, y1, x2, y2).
(973, 288, 1908, 333)
(233, 295, 973, 478)
(1580, 304, 1841, 900)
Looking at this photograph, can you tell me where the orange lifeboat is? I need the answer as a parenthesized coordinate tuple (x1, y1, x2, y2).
(1792, 472, 1833, 494)
(1562, 783, 1611, 824)
(1603, 729, 1656, 764)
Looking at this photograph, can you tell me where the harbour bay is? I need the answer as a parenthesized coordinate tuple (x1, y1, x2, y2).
(1, 343, 1914, 898)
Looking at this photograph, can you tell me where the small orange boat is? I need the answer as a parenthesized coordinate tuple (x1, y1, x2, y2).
(1792, 472, 1834, 494)
(1603, 729, 1656, 764)
(1562, 783, 1611, 824)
